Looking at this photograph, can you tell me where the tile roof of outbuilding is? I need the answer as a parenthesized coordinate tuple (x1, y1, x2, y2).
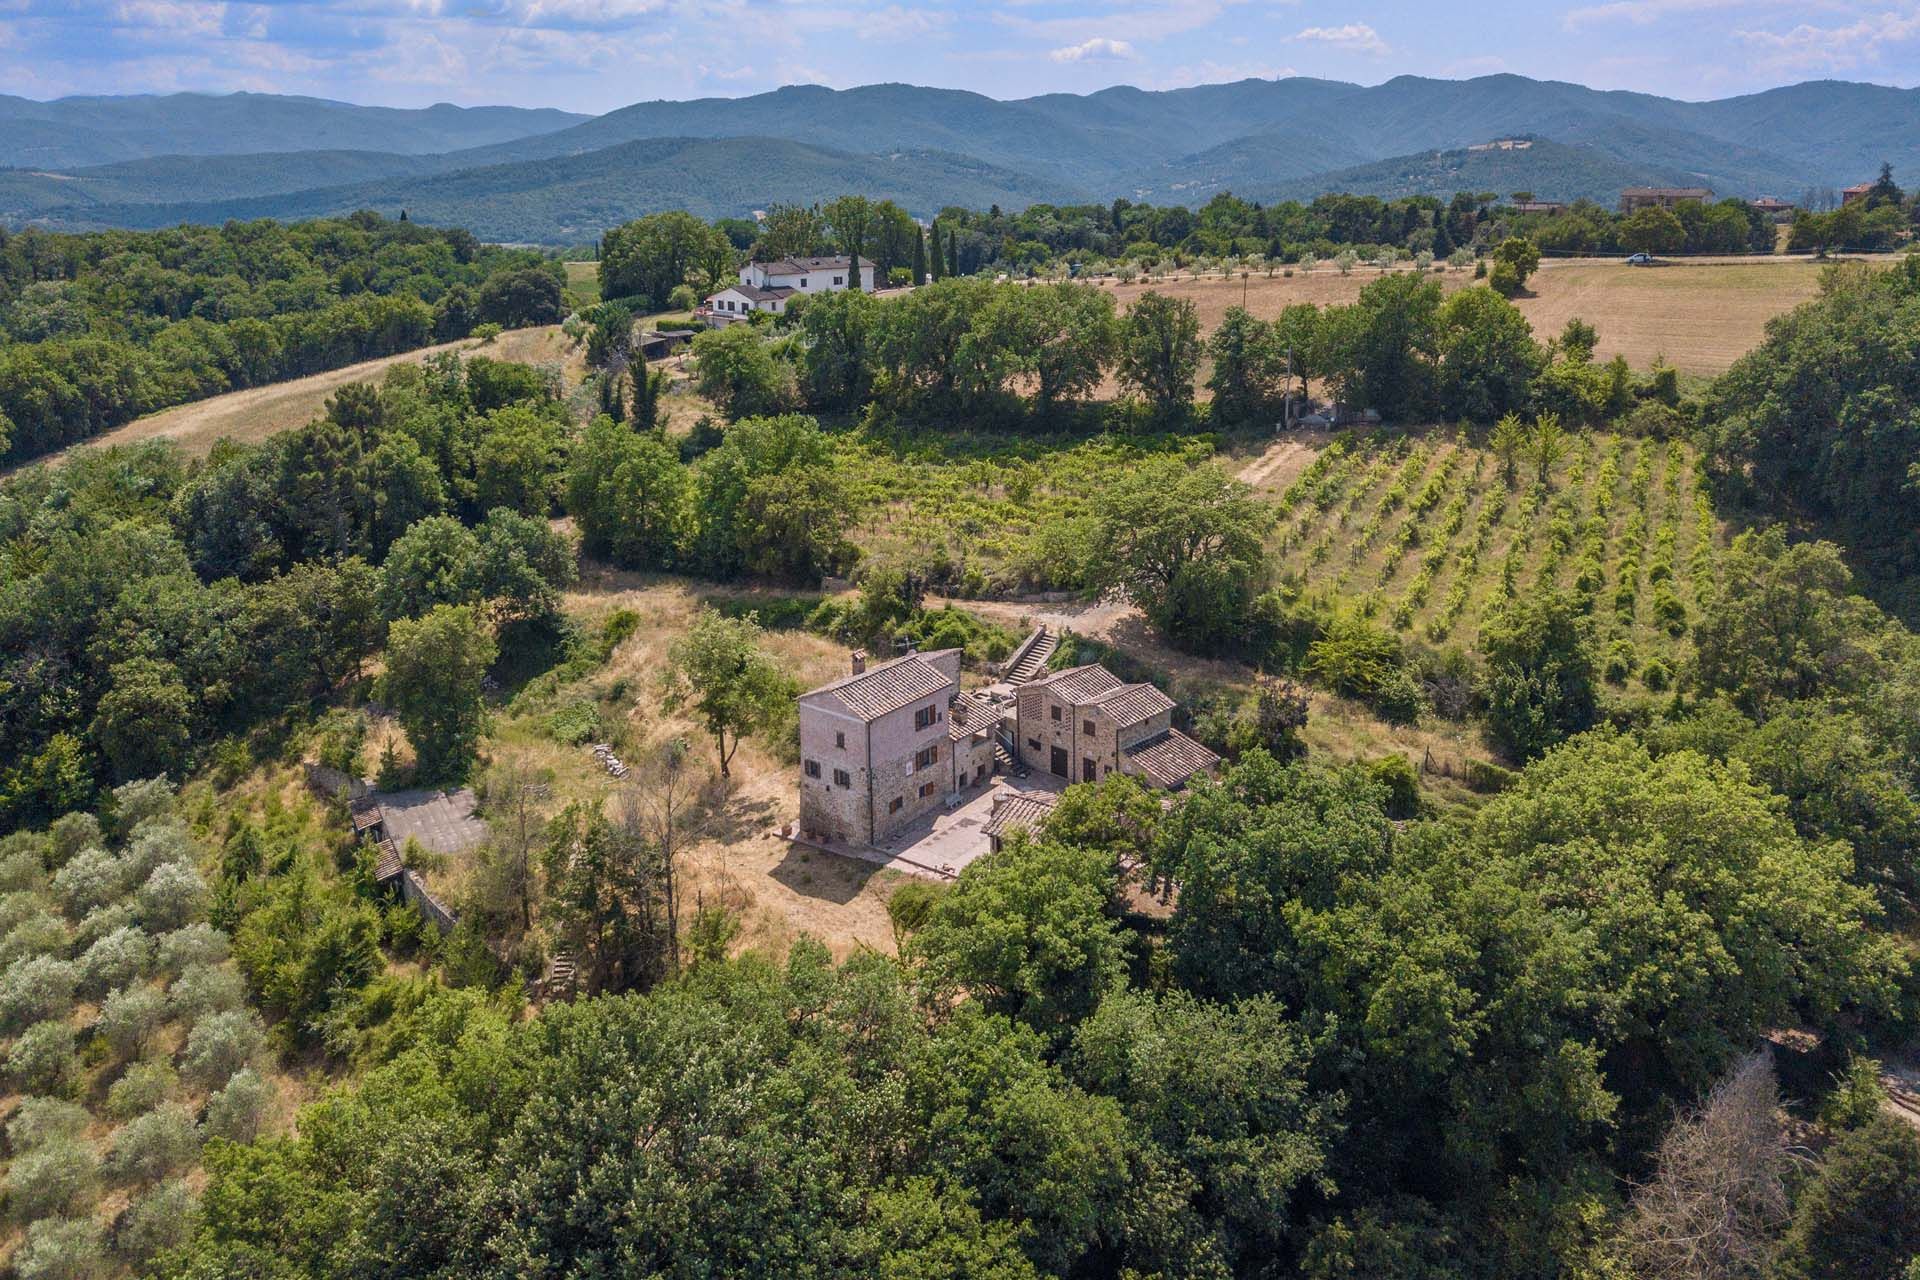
(801, 650, 959, 721)
(1124, 729, 1221, 789)
(983, 790, 1058, 842)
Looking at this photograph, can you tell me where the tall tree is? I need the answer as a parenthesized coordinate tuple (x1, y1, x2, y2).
(823, 196, 876, 293)
(1118, 291, 1202, 424)
(378, 603, 497, 781)
(660, 608, 793, 777)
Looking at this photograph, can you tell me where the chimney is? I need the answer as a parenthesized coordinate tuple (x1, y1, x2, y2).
(850, 649, 867, 675)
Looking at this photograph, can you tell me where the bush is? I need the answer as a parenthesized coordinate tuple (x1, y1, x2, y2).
(0, 957, 79, 1031)
(1304, 614, 1424, 724)
(7, 1097, 90, 1151)
(107, 776, 174, 838)
(112, 1179, 197, 1269)
(47, 814, 102, 869)
(168, 963, 246, 1022)
(0, 848, 46, 893)
(6, 1139, 98, 1223)
(1642, 656, 1673, 691)
(105, 1059, 177, 1120)
(136, 862, 205, 931)
(78, 926, 154, 996)
(7, 1020, 79, 1095)
(71, 903, 136, 952)
(121, 823, 194, 884)
(50, 848, 126, 919)
(181, 1009, 266, 1089)
(106, 1103, 200, 1183)
(2, 912, 72, 966)
(1465, 759, 1517, 793)
(204, 1067, 272, 1143)
(155, 924, 230, 974)
(1367, 755, 1424, 820)
(97, 985, 168, 1059)
(13, 1214, 107, 1280)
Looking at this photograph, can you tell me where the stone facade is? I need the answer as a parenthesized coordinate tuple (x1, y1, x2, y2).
(1015, 664, 1213, 790)
(797, 649, 971, 846)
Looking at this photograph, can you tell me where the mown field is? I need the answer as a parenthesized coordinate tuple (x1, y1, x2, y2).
(1272, 427, 1718, 687)
(1099, 254, 1840, 377)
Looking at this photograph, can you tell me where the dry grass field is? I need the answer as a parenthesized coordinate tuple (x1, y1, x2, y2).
(1099, 254, 1839, 377)
(24, 325, 576, 471)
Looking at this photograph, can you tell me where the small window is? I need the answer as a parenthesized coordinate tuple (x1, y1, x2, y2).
(833, 768, 851, 789)
(915, 744, 938, 770)
(799, 278, 808, 287)
(914, 704, 940, 731)
(919, 781, 937, 798)
(804, 760, 821, 779)
(834, 275, 844, 285)
(835, 731, 846, 750)
(889, 797, 903, 814)
(1049, 705, 1062, 722)
(1083, 720, 1096, 737)
(1026, 737, 1041, 751)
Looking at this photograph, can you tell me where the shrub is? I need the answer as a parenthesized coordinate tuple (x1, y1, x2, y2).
(47, 813, 102, 869)
(0, 847, 46, 893)
(1465, 759, 1517, 794)
(97, 985, 168, 1060)
(204, 1068, 272, 1143)
(6, 1139, 98, 1223)
(1367, 755, 1424, 819)
(0, 957, 79, 1031)
(136, 862, 205, 932)
(13, 1214, 107, 1280)
(7, 1020, 79, 1095)
(106, 1103, 200, 1183)
(50, 848, 126, 919)
(168, 963, 246, 1022)
(108, 777, 175, 838)
(78, 926, 154, 996)
(122, 823, 194, 884)
(1642, 657, 1673, 691)
(112, 1179, 197, 1269)
(181, 1009, 266, 1089)
(71, 903, 136, 951)
(2, 912, 72, 966)
(105, 1060, 177, 1120)
(7, 1098, 90, 1151)
(155, 924, 230, 974)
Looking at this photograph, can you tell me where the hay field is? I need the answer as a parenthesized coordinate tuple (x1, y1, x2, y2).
(27, 325, 574, 469)
(1099, 254, 1839, 376)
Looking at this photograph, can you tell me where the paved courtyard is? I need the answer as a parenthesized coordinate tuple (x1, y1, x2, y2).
(374, 787, 490, 856)
(788, 773, 1066, 881)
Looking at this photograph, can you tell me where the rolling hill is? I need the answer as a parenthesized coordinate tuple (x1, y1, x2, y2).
(2, 75, 1914, 242)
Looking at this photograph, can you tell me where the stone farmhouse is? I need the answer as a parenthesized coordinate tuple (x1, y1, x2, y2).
(697, 254, 875, 327)
(795, 631, 1218, 852)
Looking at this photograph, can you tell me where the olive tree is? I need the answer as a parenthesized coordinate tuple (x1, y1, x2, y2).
(204, 1067, 272, 1143)
(136, 861, 206, 931)
(0, 956, 78, 1031)
(7, 1020, 79, 1095)
(98, 985, 169, 1060)
(106, 1103, 200, 1182)
(181, 1008, 266, 1089)
(78, 926, 154, 995)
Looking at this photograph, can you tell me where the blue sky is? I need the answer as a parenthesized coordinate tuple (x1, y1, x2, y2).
(1, 0, 1915, 111)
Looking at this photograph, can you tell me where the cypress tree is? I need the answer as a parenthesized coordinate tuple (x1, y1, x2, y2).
(912, 226, 928, 285)
(948, 227, 961, 277)
(928, 218, 944, 280)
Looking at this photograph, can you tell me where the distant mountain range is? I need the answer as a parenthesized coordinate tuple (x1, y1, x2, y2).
(2, 76, 1914, 243)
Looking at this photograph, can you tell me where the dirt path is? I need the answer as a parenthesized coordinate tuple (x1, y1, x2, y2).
(1233, 435, 1324, 493)
(19, 325, 572, 471)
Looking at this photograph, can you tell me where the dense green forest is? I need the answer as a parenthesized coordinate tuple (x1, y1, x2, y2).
(3, 203, 1920, 1278)
(0, 214, 566, 466)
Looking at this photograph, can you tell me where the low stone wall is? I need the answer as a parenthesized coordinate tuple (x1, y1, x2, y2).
(399, 870, 458, 936)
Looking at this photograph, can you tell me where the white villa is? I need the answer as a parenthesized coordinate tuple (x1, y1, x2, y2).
(697, 255, 876, 327)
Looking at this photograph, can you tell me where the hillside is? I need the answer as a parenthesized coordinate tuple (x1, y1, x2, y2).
(2, 75, 1916, 242)
(31, 136, 1081, 243)
(0, 91, 587, 168)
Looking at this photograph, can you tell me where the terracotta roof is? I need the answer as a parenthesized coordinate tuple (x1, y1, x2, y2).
(1087, 682, 1175, 726)
(713, 283, 796, 303)
(801, 651, 955, 721)
(757, 255, 870, 274)
(983, 790, 1058, 842)
(1622, 186, 1712, 199)
(1124, 729, 1221, 789)
(372, 839, 403, 884)
(1030, 663, 1125, 704)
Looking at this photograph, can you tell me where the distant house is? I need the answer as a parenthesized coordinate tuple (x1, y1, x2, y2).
(1842, 183, 1875, 206)
(1510, 200, 1566, 215)
(796, 648, 996, 846)
(697, 254, 875, 327)
(1619, 186, 1713, 213)
(1748, 196, 1795, 217)
(1014, 663, 1219, 790)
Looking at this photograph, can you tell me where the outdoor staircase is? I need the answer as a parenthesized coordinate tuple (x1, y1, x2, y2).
(544, 951, 578, 1000)
(1006, 626, 1056, 684)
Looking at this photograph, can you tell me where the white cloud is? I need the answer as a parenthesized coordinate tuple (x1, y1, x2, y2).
(1291, 21, 1388, 53)
(1563, 0, 1757, 30)
(1736, 8, 1920, 69)
(111, 0, 226, 37)
(1049, 35, 1136, 62)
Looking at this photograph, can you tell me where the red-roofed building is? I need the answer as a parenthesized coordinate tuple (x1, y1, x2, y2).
(1015, 663, 1218, 790)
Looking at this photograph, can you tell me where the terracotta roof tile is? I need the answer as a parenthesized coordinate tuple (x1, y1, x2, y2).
(1087, 683, 1175, 726)
(1031, 663, 1125, 704)
(983, 790, 1058, 842)
(1124, 729, 1221, 789)
(801, 652, 954, 721)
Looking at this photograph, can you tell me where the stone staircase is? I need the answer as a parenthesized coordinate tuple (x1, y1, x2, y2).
(1005, 626, 1056, 685)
